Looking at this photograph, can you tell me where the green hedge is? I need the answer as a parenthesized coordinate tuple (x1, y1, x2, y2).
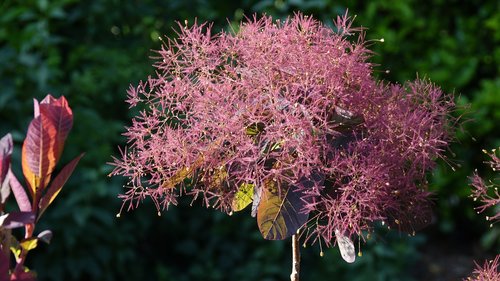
(1, 0, 498, 280)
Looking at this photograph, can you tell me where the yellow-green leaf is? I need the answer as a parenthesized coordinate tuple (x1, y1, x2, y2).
(245, 122, 265, 136)
(232, 183, 254, 212)
(20, 238, 38, 251)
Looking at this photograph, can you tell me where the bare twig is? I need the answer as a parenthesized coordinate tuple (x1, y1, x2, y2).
(290, 233, 301, 281)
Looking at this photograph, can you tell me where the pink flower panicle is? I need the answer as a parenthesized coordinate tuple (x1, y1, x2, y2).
(111, 13, 454, 246)
(470, 148, 500, 225)
(464, 254, 500, 281)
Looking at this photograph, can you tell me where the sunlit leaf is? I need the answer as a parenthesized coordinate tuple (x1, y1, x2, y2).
(39, 95, 73, 162)
(232, 183, 254, 212)
(257, 179, 308, 240)
(269, 141, 282, 152)
(245, 122, 265, 136)
(161, 155, 204, 189)
(335, 229, 356, 263)
(20, 238, 37, 252)
(22, 106, 56, 195)
(38, 153, 84, 219)
(21, 95, 73, 198)
(205, 166, 228, 190)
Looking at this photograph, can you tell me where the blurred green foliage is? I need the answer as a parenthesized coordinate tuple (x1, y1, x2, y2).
(0, 0, 498, 280)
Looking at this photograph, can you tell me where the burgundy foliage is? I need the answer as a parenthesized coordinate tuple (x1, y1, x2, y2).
(112, 13, 454, 246)
(1, 95, 81, 280)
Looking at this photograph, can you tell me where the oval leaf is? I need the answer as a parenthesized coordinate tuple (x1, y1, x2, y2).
(335, 229, 356, 263)
(257, 179, 308, 240)
(22, 116, 54, 195)
(22, 95, 74, 196)
(39, 95, 73, 163)
(232, 183, 254, 212)
(20, 238, 38, 252)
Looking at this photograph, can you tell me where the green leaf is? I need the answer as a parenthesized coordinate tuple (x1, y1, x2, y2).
(20, 237, 38, 251)
(257, 179, 308, 240)
(232, 183, 254, 212)
(245, 122, 265, 136)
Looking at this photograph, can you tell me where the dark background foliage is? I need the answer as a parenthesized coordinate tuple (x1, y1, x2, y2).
(0, 0, 498, 280)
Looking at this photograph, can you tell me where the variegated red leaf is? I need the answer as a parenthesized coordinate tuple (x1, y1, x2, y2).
(39, 95, 73, 162)
(22, 113, 56, 197)
(21, 95, 73, 202)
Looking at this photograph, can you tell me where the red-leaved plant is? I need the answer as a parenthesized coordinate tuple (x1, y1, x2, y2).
(465, 148, 500, 280)
(112, 13, 454, 280)
(0, 95, 83, 281)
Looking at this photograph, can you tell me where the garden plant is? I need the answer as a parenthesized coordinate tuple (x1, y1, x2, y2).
(0, 95, 82, 280)
(112, 12, 456, 280)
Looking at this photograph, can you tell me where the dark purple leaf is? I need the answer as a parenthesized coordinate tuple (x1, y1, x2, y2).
(0, 251, 8, 281)
(0, 134, 13, 205)
(10, 270, 36, 281)
(0, 212, 35, 229)
(8, 170, 31, 212)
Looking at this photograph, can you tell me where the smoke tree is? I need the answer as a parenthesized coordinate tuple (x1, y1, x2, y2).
(112, 12, 454, 280)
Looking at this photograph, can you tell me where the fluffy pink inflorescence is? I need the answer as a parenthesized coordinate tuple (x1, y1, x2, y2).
(112, 13, 454, 246)
(470, 148, 500, 224)
(466, 149, 500, 280)
(464, 254, 500, 281)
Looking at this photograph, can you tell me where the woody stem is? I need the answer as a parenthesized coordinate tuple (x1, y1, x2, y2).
(290, 233, 301, 281)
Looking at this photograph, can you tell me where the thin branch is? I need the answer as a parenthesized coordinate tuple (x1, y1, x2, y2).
(290, 233, 301, 281)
